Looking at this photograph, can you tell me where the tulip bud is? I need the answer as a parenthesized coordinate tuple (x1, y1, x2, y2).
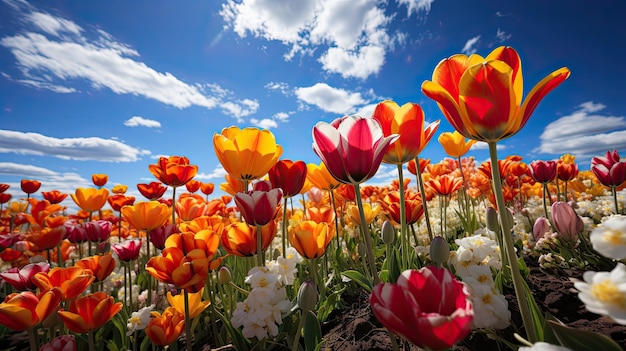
(486, 207, 500, 232)
(381, 220, 396, 245)
(297, 280, 318, 313)
(429, 236, 450, 267)
(533, 217, 551, 241)
(357, 243, 366, 257)
(218, 267, 232, 285)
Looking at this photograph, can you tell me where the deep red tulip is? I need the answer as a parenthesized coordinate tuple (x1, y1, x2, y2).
(0, 262, 50, 291)
(42, 190, 69, 204)
(64, 220, 88, 244)
(268, 159, 308, 198)
(234, 188, 282, 226)
(20, 179, 41, 195)
(591, 150, 626, 187)
(149, 224, 179, 250)
(112, 239, 142, 262)
(137, 182, 168, 201)
(83, 220, 112, 242)
(0, 184, 9, 193)
(312, 115, 398, 185)
(370, 267, 473, 351)
(529, 160, 557, 184)
(0, 193, 11, 204)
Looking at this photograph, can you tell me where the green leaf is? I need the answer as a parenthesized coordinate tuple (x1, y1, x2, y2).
(520, 277, 545, 342)
(388, 247, 401, 283)
(548, 320, 623, 351)
(304, 311, 322, 351)
(341, 270, 373, 293)
(316, 286, 345, 323)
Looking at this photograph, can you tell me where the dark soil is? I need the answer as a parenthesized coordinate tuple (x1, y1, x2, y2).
(320, 264, 626, 351)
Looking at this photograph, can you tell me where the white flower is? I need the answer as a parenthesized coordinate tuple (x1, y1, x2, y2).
(574, 263, 626, 324)
(518, 342, 573, 351)
(267, 247, 301, 286)
(126, 304, 155, 336)
(466, 283, 510, 329)
(590, 215, 626, 260)
(245, 266, 279, 289)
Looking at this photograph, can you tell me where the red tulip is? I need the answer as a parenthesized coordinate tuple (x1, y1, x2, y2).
(312, 115, 398, 185)
(268, 159, 308, 198)
(370, 267, 473, 351)
(591, 150, 626, 187)
(0, 262, 50, 291)
(21, 179, 41, 195)
(234, 187, 282, 226)
(107, 194, 136, 212)
(137, 182, 168, 201)
(42, 190, 68, 204)
(148, 156, 198, 188)
(0, 193, 11, 204)
(149, 224, 179, 250)
(529, 160, 557, 184)
(83, 220, 112, 242)
(112, 239, 142, 262)
(0, 184, 9, 193)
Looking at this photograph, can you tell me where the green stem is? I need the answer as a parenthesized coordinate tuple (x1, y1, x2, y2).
(171, 186, 177, 225)
(386, 329, 400, 351)
(184, 289, 192, 351)
(256, 225, 263, 267)
(353, 183, 380, 284)
(542, 183, 549, 220)
(146, 230, 152, 306)
(414, 157, 434, 240)
(488, 142, 537, 343)
(292, 310, 306, 351)
(612, 186, 620, 214)
(88, 330, 95, 351)
(330, 190, 341, 249)
(282, 197, 288, 256)
(127, 261, 133, 309)
(396, 164, 408, 270)
(27, 327, 38, 351)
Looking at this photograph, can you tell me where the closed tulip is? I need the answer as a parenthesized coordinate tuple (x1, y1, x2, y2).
(289, 221, 333, 259)
(438, 131, 477, 158)
(0, 288, 62, 331)
(591, 150, 626, 187)
(175, 194, 208, 222)
(347, 202, 380, 226)
(380, 191, 424, 225)
(234, 187, 282, 226)
(20, 179, 41, 195)
(184, 179, 202, 193)
(370, 267, 473, 350)
(306, 162, 341, 191)
(83, 220, 112, 242)
(312, 115, 398, 185)
(221, 221, 277, 257)
(39, 334, 76, 351)
(551, 201, 584, 244)
(58, 291, 122, 334)
(529, 160, 557, 184)
(372, 100, 440, 164)
(148, 156, 198, 188)
(200, 182, 215, 197)
(91, 174, 108, 187)
(268, 159, 308, 198)
(167, 288, 210, 320)
(137, 182, 168, 200)
(71, 187, 109, 213)
(111, 184, 128, 194)
(145, 306, 185, 346)
(422, 46, 570, 143)
(213, 126, 283, 181)
(557, 161, 579, 182)
(112, 239, 142, 262)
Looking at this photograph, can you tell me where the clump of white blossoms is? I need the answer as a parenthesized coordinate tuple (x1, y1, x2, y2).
(231, 248, 302, 340)
(126, 304, 155, 336)
(450, 233, 510, 329)
(574, 263, 626, 325)
(589, 214, 626, 260)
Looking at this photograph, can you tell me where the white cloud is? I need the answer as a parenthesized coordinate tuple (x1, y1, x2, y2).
(124, 116, 161, 128)
(354, 103, 378, 118)
(1, 3, 257, 120)
(495, 28, 511, 43)
(471, 141, 506, 150)
(462, 35, 481, 55)
(295, 83, 366, 114)
(220, 99, 260, 122)
(0, 129, 150, 162)
(0, 162, 58, 177)
(194, 165, 228, 180)
(220, 0, 414, 79)
(396, 0, 434, 17)
(265, 81, 291, 95)
(536, 102, 626, 159)
(250, 118, 278, 129)
(273, 112, 290, 121)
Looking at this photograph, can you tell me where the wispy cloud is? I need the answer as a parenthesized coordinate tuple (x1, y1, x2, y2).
(461, 35, 481, 55)
(0, 1, 258, 120)
(397, 0, 434, 17)
(194, 165, 228, 180)
(124, 116, 161, 128)
(221, 0, 419, 79)
(536, 102, 626, 160)
(295, 83, 366, 114)
(0, 129, 151, 162)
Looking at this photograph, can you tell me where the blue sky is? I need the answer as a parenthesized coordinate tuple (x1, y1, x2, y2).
(1, 0, 626, 211)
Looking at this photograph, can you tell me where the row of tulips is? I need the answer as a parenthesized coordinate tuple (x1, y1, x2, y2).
(1, 45, 625, 351)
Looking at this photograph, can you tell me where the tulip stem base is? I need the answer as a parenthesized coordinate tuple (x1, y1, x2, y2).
(414, 157, 434, 241)
(184, 289, 192, 351)
(353, 183, 380, 284)
(396, 164, 409, 270)
(28, 328, 37, 351)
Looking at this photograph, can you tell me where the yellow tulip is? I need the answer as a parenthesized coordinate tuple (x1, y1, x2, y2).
(289, 220, 333, 259)
(213, 126, 283, 181)
(306, 162, 341, 191)
(70, 187, 109, 212)
(347, 202, 380, 226)
(167, 288, 210, 320)
(438, 131, 477, 158)
(121, 201, 170, 231)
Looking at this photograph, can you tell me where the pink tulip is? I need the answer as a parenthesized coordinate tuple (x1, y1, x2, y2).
(591, 150, 626, 187)
(234, 187, 283, 226)
(64, 220, 88, 244)
(312, 115, 398, 185)
(83, 220, 112, 242)
(551, 201, 584, 243)
(532, 217, 551, 241)
(370, 266, 473, 351)
(39, 334, 76, 351)
(529, 160, 557, 184)
(112, 239, 142, 262)
(0, 262, 50, 291)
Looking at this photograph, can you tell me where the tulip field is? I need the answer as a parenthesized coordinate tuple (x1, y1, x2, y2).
(2, 46, 626, 351)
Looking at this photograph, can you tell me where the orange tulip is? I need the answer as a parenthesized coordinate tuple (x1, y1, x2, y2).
(167, 288, 210, 320)
(0, 288, 62, 331)
(422, 46, 570, 143)
(347, 202, 380, 226)
(75, 253, 116, 282)
(200, 182, 215, 196)
(32, 266, 94, 301)
(289, 221, 333, 259)
(438, 131, 477, 158)
(427, 175, 464, 197)
(26, 226, 66, 251)
(306, 162, 341, 191)
(177, 215, 225, 234)
(380, 190, 424, 225)
(372, 100, 440, 164)
(145, 306, 185, 346)
(58, 291, 122, 334)
(213, 126, 283, 181)
(111, 184, 128, 194)
(149, 156, 198, 188)
(42, 190, 68, 205)
(175, 194, 208, 222)
(184, 179, 202, 193)
(71, 187, 109, 213)
(91, 174, 108, 187)
(407, 158, 430, 176)
(23, 199, 64, 227)
(306, 206, 335, 229)
(221, 221, 277, 257)
(137, 182, 168, 200)
(21, 179, 41, 195)
(121, 201, 170, 231)
(219, 174, 246, 196)
(107, 194, 136, 212)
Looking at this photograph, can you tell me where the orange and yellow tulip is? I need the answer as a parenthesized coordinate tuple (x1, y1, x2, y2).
(32, 266, 94, 301)
(422, 46, 570, 143)
(111, 184, 128, 194)
(221, 221, 277, 257)
(175, 194, 208, 222)
(219, 174, 246, 196)
(306, 162, 341, 191)
(438, 131, 477, 158)
(145, 306, 185, 346)
(149, 156, 198, 188)
(213, 126, 283, 182)
(75, 253, 116, 282)
(0, 288, 62, 331)
(184, 179, 202, 193)
(57, 291, 122, 334)
(347, 202, 380, 226)
(91, 174, 108, 187)
(121, 201, 170, 231)
(200, 182, 215, 197)
(380, 190, 424, 225)
(289, 221, 333, 259)
(167, 288, 210, 320)
(427, 175, 464, 197)
(372, 100, 440, 164)
(71, 187, 109, 213)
